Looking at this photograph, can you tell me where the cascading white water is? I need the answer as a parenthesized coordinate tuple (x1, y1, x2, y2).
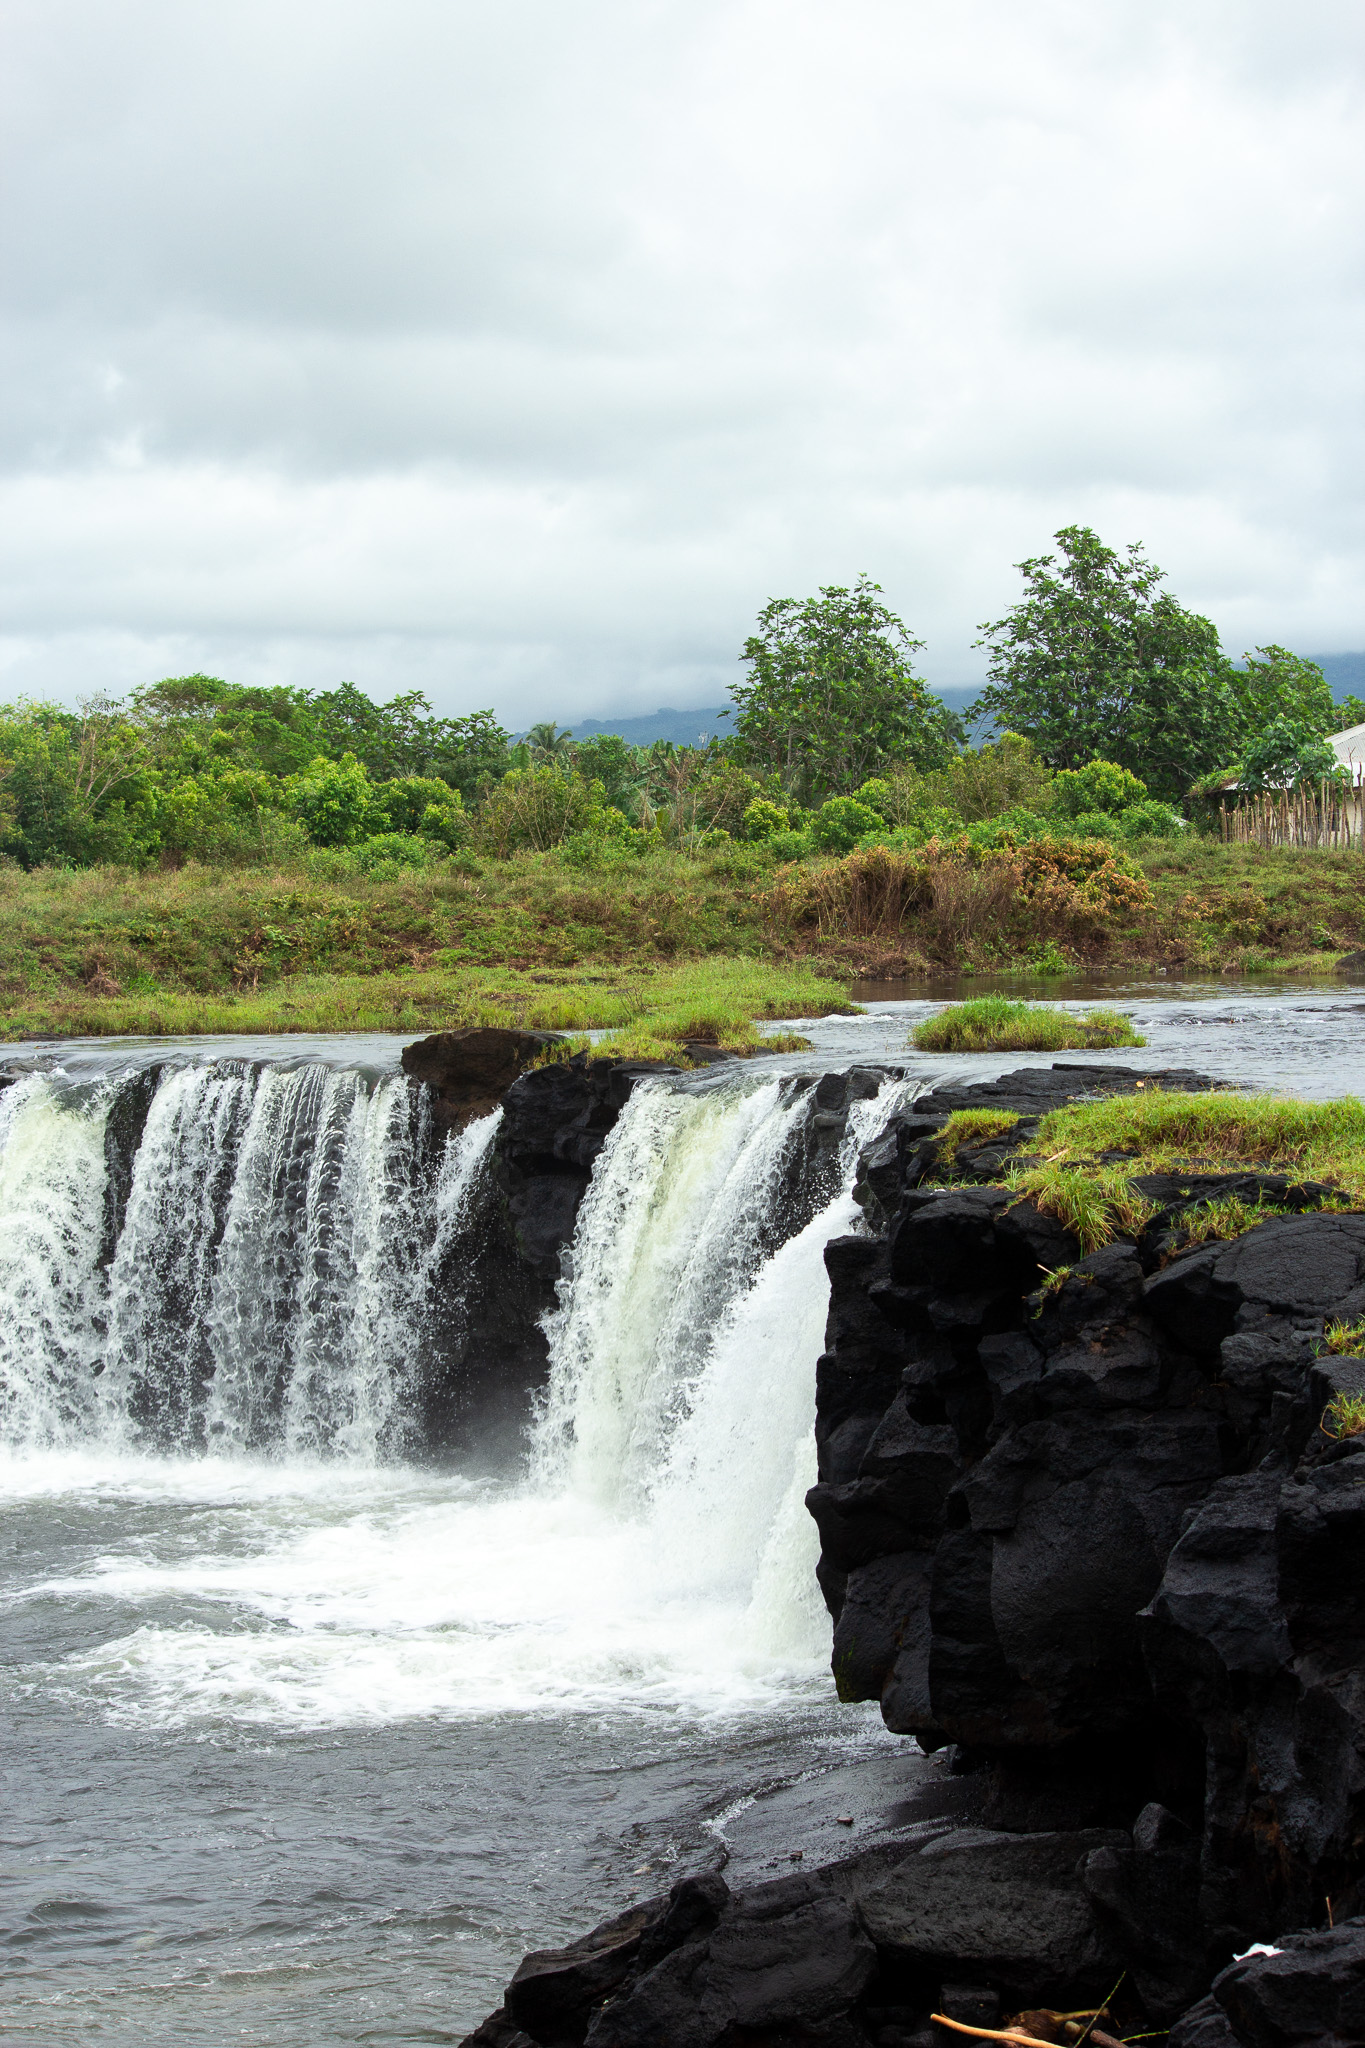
(0, 1073, 111, 1445)
(0, 1052, 904, 1728)
(0, 1061, 501, 1459)
(532, 1075, 905, 1665)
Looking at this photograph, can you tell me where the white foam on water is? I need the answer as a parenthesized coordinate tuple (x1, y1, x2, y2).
(1, 1062, 904, 1731)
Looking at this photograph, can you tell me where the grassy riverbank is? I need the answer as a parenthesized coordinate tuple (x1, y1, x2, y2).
(0, 837, 1361, 1044)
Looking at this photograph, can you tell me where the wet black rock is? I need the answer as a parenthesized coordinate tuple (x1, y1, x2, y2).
(401, 1026, 571, 1129)
(417, 1050, 679, 1458)
(1212, 1920, 1365, 2046)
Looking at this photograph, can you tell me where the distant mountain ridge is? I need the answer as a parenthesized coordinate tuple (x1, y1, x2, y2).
(546, 659, 1364, 748)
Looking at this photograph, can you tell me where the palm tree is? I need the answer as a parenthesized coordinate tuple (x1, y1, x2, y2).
(525, 721, 575, 765)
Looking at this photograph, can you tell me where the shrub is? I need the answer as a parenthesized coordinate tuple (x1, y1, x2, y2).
(1053, 759, 1148, 818)
(346, 832, 439, 874)
(284, 752, 382, 845)
(763, 834, 1153, 963)
(472, 767, 599, 854)
(742, 797, 794, 842)
(871, 736, 1057, 828)
(813, 796, 884, 853)
(1065, 809, 1121, 841)
(765, 828, 815, 861)
(1118, 797, 1185, 839)
(374, 774, 466, 842)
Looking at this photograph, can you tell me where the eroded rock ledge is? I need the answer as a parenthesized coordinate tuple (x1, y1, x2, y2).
(461, 1062, 1365, 2047)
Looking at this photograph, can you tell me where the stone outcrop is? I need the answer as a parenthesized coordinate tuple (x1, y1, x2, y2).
(462, 1060, 1365, 2045)
(414, 1048, 680, 1455)
(401, 1026, 571, 1128)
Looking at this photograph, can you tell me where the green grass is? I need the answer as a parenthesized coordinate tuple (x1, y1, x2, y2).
(0, 853, 860, 1047)
(1321, 1390, 1365, 1439)
(1322, 1318, 1365, 1358)
(0, 952, 852, 1054)
(1004, 1161, 1158, 1251)
(2, 836, 1365, 1036)
(934, 1108, 1022, 1162)
(988, 1090, 1365, 1252)
(1033, 1090, 1365, 1202)
(912, 997, 1144, 1053)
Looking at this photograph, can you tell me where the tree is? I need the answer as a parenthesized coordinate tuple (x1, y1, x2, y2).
(1232, 647, 1335, 739)
(130, 675, 319, 779)
(525, 721, 575, 763)
(0, 697, 154, 866)
(1237, 717, 1342, 794)
(730, 575, 962, 804)
(973, 527, 1241, 799)
(283, 753, 382, 845)
(307, 685, 512, 798)
(573, 732, 645, 817)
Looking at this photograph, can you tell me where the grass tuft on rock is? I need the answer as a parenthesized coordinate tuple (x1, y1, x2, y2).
(1321, 1390, 1365, 1439)
(934, 1108, 1022, 1162)
(1005, 1161, 1157, 1251)
(1033, 1091, 1365, 1203)
(911, 997, 1144, 1054)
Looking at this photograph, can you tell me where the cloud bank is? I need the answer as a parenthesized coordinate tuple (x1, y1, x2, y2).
(1, 0, 1361, 723)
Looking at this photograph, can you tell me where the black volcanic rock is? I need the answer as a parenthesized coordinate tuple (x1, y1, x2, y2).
(461, 1061, 1365, 2047)
(1212, 1920, 1365, 2046)
(402, 1026, 570, 1128)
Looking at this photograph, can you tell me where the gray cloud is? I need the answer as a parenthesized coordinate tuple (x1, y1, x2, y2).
(1, 0, 1362, 724)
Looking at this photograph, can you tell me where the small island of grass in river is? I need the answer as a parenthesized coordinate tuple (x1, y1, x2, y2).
(910, 996, 1144, 1054)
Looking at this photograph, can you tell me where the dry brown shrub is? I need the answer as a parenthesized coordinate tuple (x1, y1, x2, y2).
(763, 835, 1154, 963)
(762, 846, 929, 940)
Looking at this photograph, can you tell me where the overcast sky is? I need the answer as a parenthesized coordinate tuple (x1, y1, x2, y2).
(1, 0, 1362, 726)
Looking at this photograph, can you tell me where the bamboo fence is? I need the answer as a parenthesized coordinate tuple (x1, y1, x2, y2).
(1219, 775, 1365, 850)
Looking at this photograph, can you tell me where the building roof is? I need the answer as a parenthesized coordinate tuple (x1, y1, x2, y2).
(1329, 722, 1365, 770)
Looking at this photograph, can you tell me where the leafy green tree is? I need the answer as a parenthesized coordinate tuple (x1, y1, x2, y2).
(0, 698, 155, 866)
(525, 721, 575, 763)
(307, 684, 511, 798)
(1232, 647, 1336, 738)
(131, 675, 319, 779)
(283, 753, 382, 845)
(1238, 717, 1342, 793)
(1334, 694, 1365, 730)
(573, 733, 645, 817)
(731, 576, 962, 803)
(973, 527, 1240, 799)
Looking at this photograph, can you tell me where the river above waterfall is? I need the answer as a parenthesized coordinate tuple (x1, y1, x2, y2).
(3, 989, 1363, 2044)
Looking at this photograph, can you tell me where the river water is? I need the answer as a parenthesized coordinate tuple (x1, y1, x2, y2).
(3, 984, 1363, 2044)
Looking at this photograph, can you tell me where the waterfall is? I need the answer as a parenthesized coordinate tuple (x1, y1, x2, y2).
(533, 1074, 905, 1659)
(0, 1050, 907, 1727)
(0, 1061, 501, 1459)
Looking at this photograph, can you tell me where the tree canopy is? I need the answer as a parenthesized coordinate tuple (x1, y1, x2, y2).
(972, 526, 1244, 799)
(729, 576, 962, 803)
